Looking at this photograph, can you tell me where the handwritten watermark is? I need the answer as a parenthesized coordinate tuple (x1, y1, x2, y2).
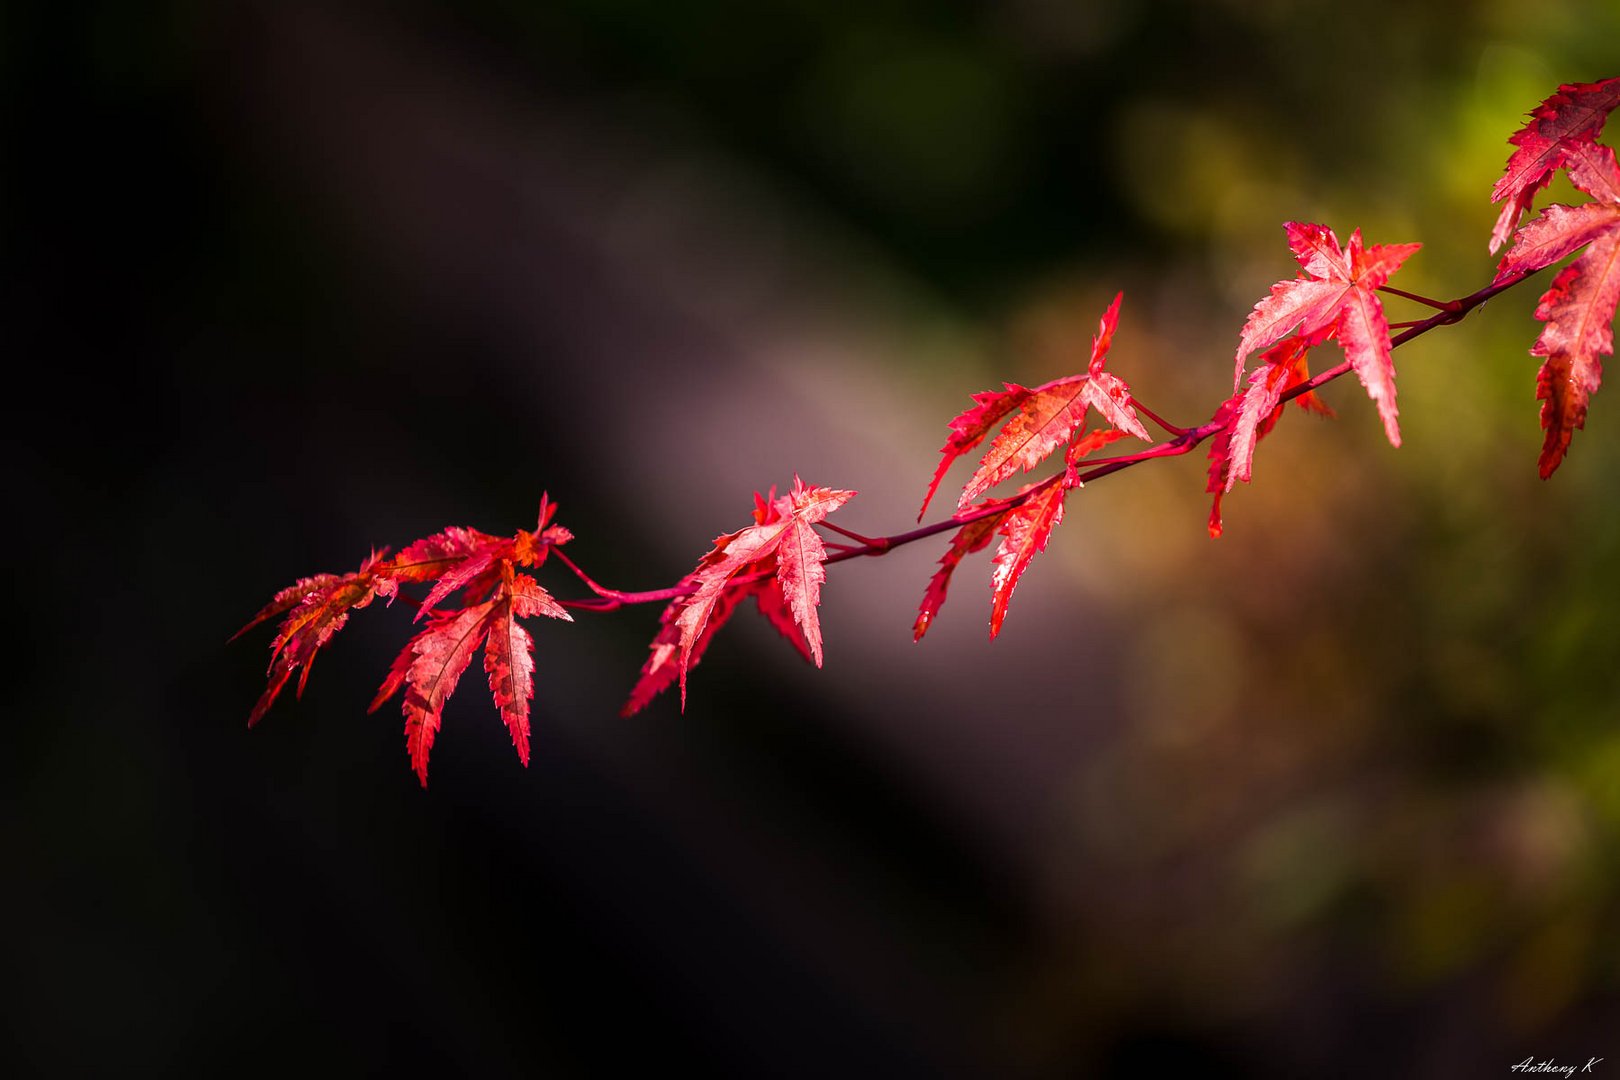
(1512, 1057, 1602, 1077)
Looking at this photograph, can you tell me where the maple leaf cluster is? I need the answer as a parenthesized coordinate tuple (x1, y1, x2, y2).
(912, 292, 1145, 640)
(622, 478, 856, 716)
(236, 500, 574, 786)
(238, 482, 863, 783)
(239, 77, 1620, 788)
(1205, 222, 1420, 536)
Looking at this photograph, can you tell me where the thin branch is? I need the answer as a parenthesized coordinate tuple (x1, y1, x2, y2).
(551, 547, 692, 606)
(544, 267, 1543, 610)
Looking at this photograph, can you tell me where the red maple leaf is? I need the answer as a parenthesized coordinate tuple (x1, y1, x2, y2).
(485, 570, 571, 767)
(918, 293, 1149, 520)
(235, 549, 391, 727)
(1206, 336, 1334, 538)
(987, 479, 1069, 639)
(379, 526, 488, 593)
(389, 601, 497, 787)
(623, 477, 855, 714)
(1495, 141, 1620, 476)
(1234, 223, 1419, 448)
(1489, 77, 1620, 254)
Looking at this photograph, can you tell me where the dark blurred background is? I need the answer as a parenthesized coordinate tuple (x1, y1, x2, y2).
(8, 1, 1620, 1075)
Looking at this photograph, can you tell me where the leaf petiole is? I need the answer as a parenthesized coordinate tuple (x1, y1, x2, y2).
(1129, 397, 1189, 436)
(1377, 285, 1462, 312)
(818, 520, 889, 549)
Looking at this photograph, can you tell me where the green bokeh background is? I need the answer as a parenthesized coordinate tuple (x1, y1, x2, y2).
(10, 0, 1618, 1075)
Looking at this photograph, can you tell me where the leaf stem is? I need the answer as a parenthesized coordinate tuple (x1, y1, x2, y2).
(819, 520, 889, 549)
(1378, 285, 1463, 312)
(1130, 396, 1189, 436)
